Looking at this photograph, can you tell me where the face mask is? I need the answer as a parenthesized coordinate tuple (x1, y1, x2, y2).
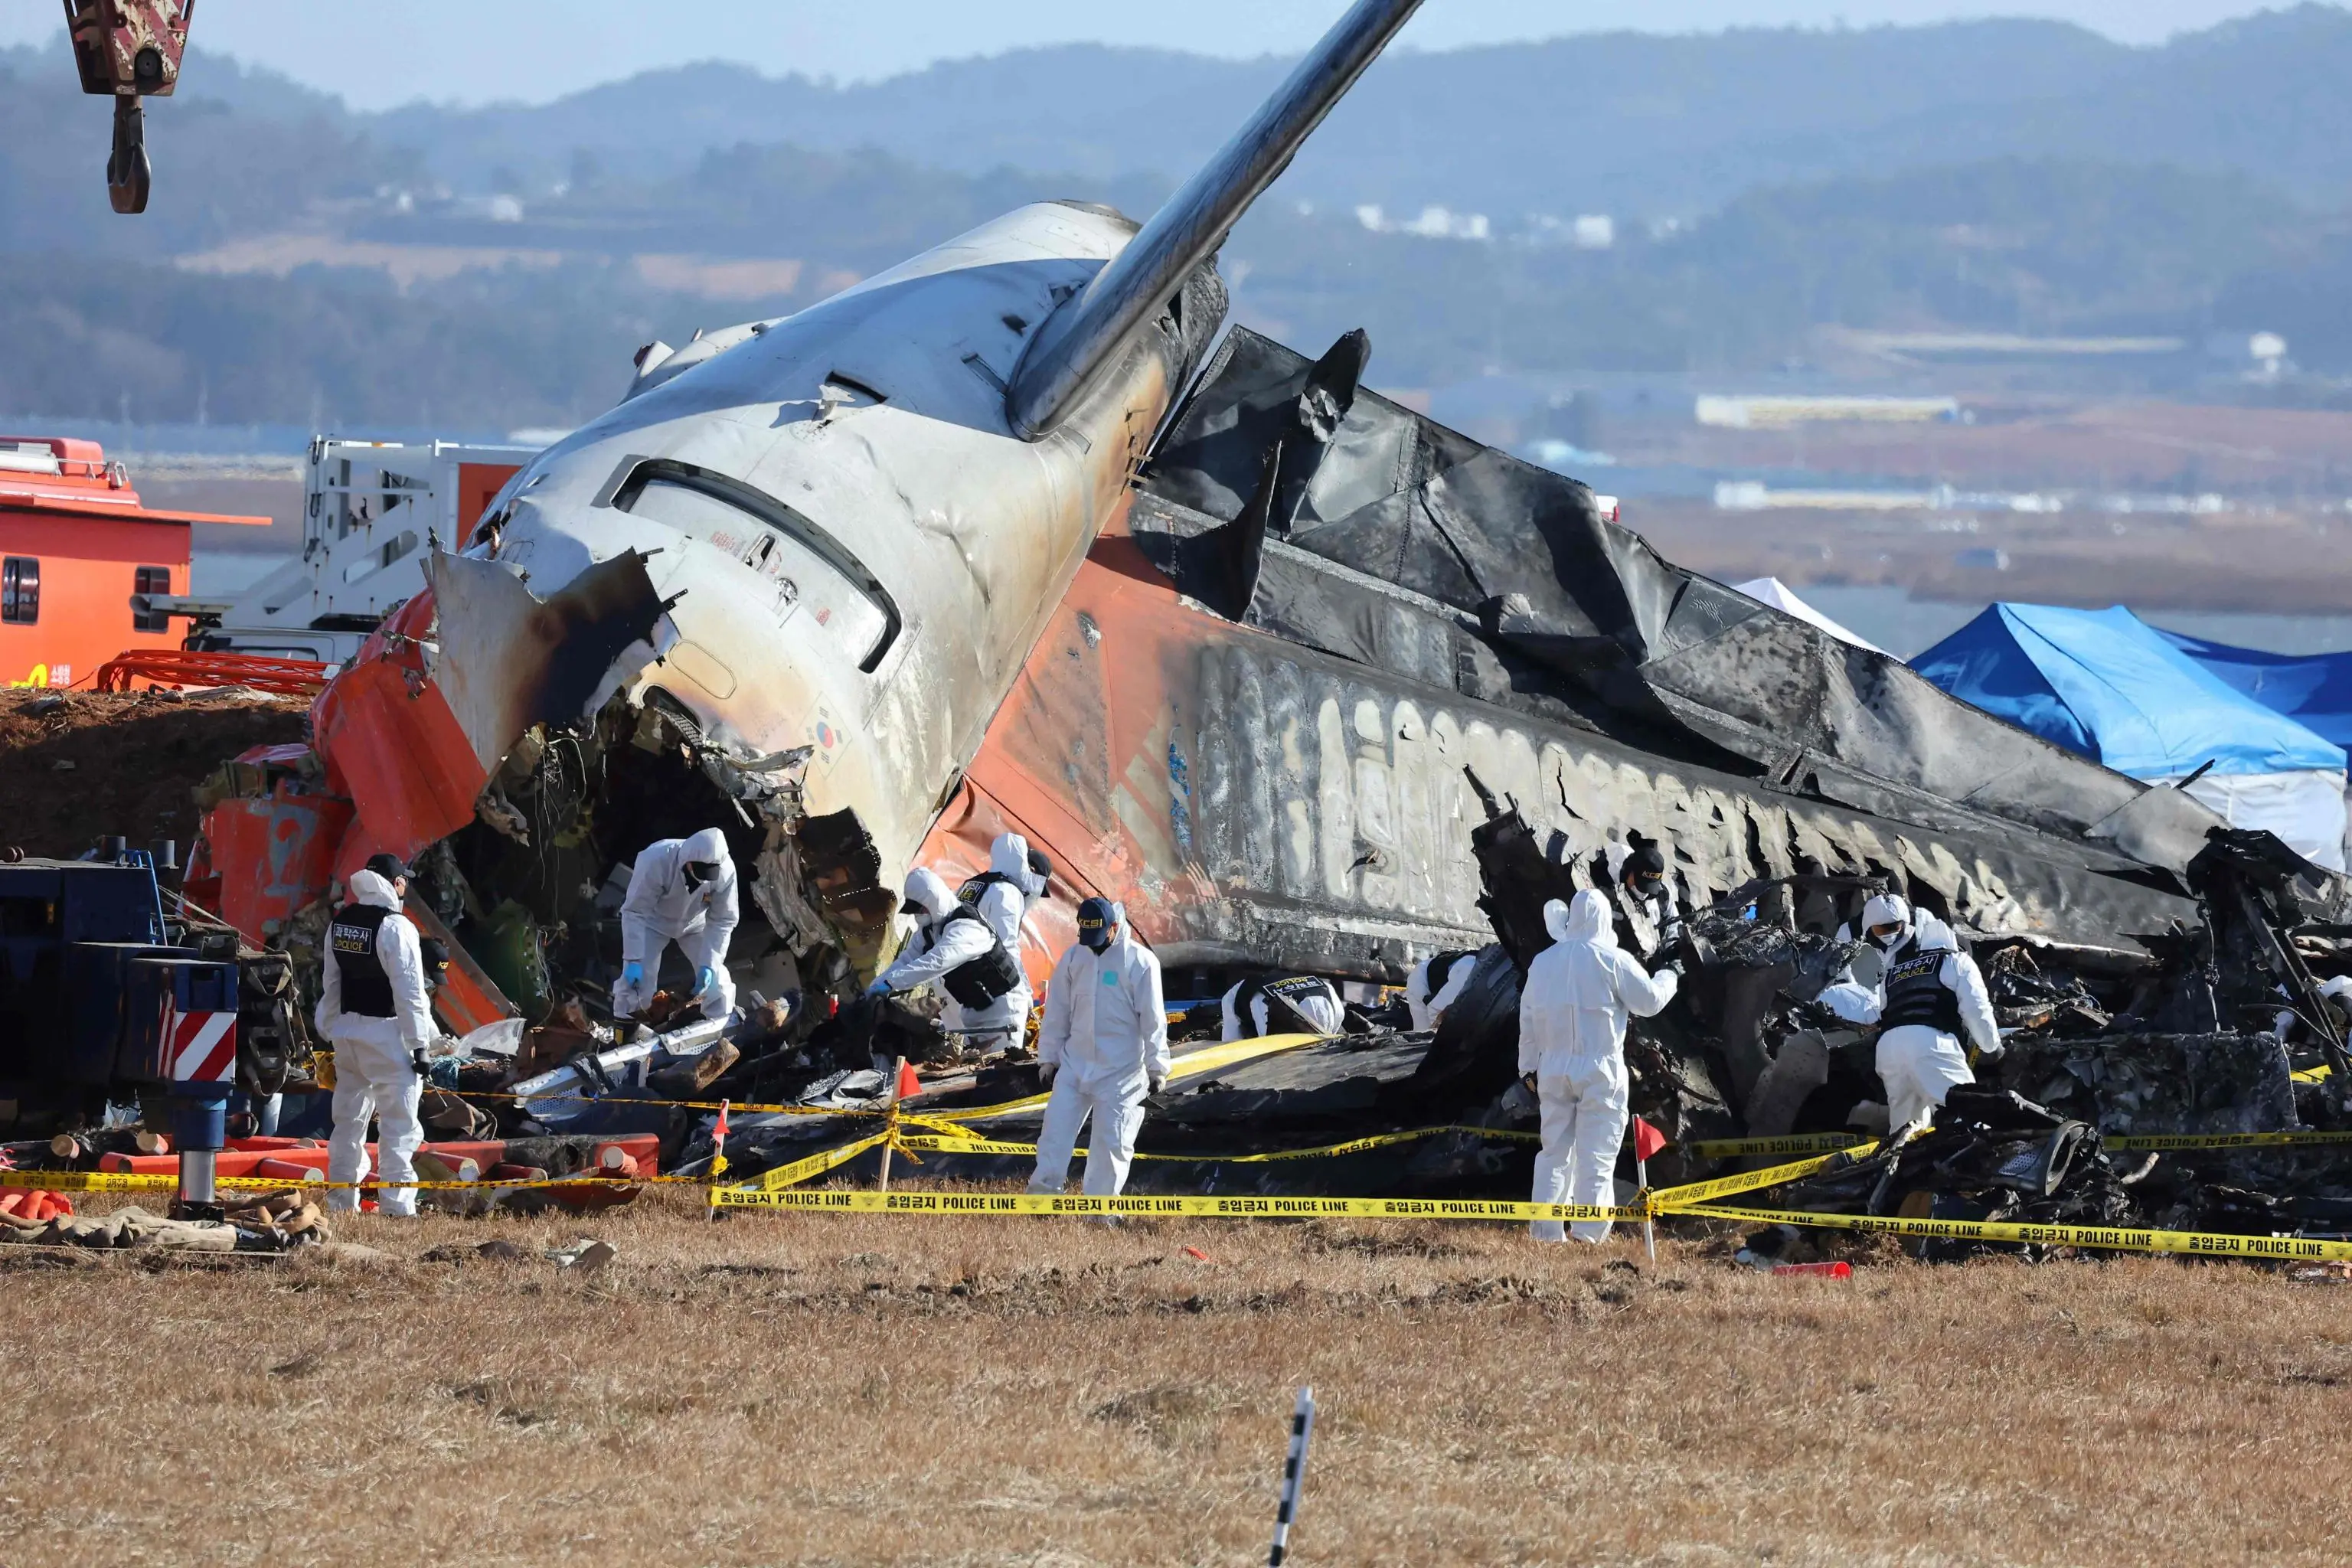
(1079, 925, 1112, 952)
(684, 861, 717, 889)
(1869, 924, 1904, 949)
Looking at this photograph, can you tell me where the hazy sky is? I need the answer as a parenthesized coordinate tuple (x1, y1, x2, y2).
(3, 2, 2313, 110)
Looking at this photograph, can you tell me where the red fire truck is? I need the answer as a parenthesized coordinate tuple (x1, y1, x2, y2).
(0, 436, 269, 688)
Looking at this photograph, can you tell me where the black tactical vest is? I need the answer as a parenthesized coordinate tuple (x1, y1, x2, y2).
(1423, 949, 1472, 998)
(1238, 975, 1334, 1034)
(328, 903, 397, 1018)
(938, 905, 1024, 1008)
(1880, 938, 1962, 1034)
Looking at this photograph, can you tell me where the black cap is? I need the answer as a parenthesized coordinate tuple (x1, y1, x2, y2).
(1076, 897, 1116, 950)
(1626, 844, 1666, 880)
(419, 936, 449, 974)
(1027, 847, 1053, 880)
(364, 852, 413, 884)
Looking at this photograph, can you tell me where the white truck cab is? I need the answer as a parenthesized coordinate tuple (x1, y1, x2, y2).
(149, 436, 535, 665)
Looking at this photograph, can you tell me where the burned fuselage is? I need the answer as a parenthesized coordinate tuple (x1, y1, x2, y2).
(918, 327, 2348, 1008)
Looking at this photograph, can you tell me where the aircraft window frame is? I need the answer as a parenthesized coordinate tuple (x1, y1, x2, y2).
(608, 458, 901, 674)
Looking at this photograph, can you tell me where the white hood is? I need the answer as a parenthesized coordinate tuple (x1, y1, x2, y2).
(990, 831, 1032, 887)
(1551, 888, 1615, 946)
(1860, 893, 1913, 941)
(904, 866, 959, 924)
(681, 825, 730, 866)
(346, 868, 402, 910)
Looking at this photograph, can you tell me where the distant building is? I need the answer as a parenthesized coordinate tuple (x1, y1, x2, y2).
(1354, 203, 1490, 242)
(1527, 213, 1618, 249)
(1695, 394, 1962, 429)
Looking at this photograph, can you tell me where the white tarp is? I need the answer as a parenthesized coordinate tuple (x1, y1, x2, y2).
(2165, 768, 2350, 874)
(1732, 577, 1886, 655)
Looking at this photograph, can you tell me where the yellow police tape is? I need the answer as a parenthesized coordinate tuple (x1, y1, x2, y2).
(727, 1119, 1885, 1210)
(758, 1132, 893, 1191)
(1674, 1132, 1869, 1159)
(925, 1033, 1336, 1125)
(714, 1186, 1643, 1223)
(1639, 1142, 1883, 1210)
(1651, 1199, 2352, 1263)
(2, 1168, 174, 1194)
(2105, 1129, 2352, 1151)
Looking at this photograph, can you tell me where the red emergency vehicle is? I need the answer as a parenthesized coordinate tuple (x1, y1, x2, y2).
(0, 436, 269, 688)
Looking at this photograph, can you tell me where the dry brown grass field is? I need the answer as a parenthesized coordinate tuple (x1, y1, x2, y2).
(5, 1187, 2347, 1566)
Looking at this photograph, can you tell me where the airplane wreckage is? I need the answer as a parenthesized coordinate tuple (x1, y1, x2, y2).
(174, 0, 2352, 1245)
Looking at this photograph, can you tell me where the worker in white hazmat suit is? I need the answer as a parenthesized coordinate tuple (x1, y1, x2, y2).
(1405, 949, 1478, 1033)
(1520, 889, 1681, 1243)
(1029, 897, 1169, 1198)
(613, 827, 740, 1021)
(315, 854, 434, 1217)
(867, 867, 1026, 1044)
(952, 832, 1051, 1055)
(1219, 974, 1344, 1039)
(1818, 893, 2001, 1133)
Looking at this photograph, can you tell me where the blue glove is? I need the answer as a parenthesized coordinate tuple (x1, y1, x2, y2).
(864, 978, 891, 998)
(620, 960, 645, 988)
(695, 965, 720, 1001)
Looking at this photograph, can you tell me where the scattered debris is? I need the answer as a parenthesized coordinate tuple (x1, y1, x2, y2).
(547, 1239, 616, 1272)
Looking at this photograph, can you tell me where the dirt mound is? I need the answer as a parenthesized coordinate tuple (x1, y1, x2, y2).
(0, 688, 307, 859)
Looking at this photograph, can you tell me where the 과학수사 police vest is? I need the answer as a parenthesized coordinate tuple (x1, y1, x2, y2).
(328, 902, 397, 1018)
(1879, 938, 1962, 1034)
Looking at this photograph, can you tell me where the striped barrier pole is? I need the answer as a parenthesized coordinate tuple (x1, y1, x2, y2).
(1269, 1385, 1317, 1566)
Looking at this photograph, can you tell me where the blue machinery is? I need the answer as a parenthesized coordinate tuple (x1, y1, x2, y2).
(0, 843, 241, 1205)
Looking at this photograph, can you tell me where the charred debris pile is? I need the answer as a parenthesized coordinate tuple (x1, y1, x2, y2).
(1390, 805, 2352, 1250)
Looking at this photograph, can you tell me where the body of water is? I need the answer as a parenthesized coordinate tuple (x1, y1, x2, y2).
(191, 550, 297, 597)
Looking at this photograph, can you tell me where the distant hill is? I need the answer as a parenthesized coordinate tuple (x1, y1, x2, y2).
(25, 7, 2337, 220)
(4, 152, 2331, 433)
(0, 251, 699, 432)
(1224, 156, 2311, 381)
(0, 50, 417, 260)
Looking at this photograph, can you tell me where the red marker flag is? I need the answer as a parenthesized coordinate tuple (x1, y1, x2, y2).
(896, 1060, 923, 1101)
(710, 1099, 730, 1182)
(1632, 1116, 1669, 1163)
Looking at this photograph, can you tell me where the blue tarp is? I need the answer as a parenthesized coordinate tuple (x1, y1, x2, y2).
(1911, 603, 2347, 779)
(2157, 631, 2352, 751)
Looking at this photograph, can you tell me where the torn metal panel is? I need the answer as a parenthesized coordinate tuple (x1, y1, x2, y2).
(426, 547, 672, 776)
